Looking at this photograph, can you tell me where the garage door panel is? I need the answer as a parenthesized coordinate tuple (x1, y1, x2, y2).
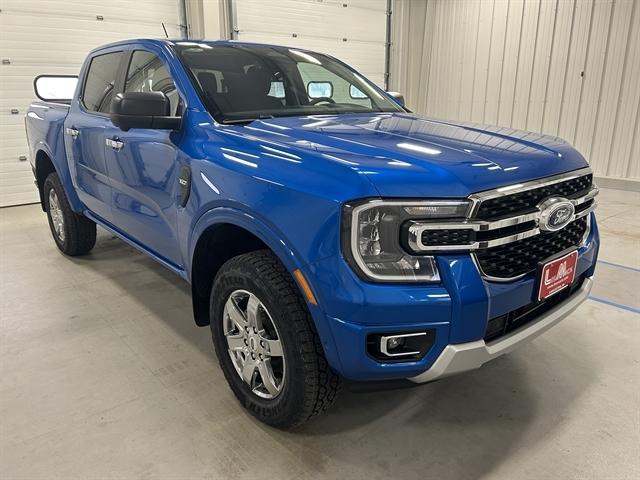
(1, 145, 29, 159)
(0, 162, 33, 176)
(234, 0, 387, 88)
(342, 0, 386, 12)
(235, 0, 385, 44)
(1, 144, 30, 161)
(1, 135, 31, 153)
(1, 1, 180, 25)
(1, 16, 179, 45)
(0, 170, 35, 186)
(1, 123, 29, 140)
(0, 192, 39, 207)
(0, 1, 180, 206)
(0, 162, 37, 207)
(0, 96, 44, 112)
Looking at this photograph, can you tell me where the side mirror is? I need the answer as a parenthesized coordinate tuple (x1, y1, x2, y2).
(386, 91, 405, 108)
(34, 75, 78, 103)
(110, 92, 181, 131)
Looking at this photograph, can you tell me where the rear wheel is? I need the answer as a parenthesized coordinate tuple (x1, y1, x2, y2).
(210, 250, 340, 428)
(43, 172, 96, 256)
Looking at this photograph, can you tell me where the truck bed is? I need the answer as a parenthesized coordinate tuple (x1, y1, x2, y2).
(25, 101, 70, 170)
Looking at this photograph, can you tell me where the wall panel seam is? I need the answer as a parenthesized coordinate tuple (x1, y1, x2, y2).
(587, 0, 617, 163)
(571, 0, 597, 145)
(524, 0, 543, 131)
(556, 0, 578, 137)
(540, 0, 560, 132)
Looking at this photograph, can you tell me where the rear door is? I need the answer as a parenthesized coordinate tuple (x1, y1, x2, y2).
(103, 49, 184, 267)
(64, 50, 125, 221)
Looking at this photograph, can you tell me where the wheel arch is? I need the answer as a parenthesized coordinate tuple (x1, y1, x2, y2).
(34, 149, 57, 211)
(33, 144, 84, 213)
(188, 207, 308, 327)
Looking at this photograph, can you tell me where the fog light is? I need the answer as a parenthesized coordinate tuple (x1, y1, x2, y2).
(386, 337, 405, 350)
(367, 330, 436, 362)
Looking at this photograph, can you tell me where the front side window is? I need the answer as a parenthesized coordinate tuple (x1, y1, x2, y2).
(124, 50, 180, 116)
(174, 43, 402, 123)
(83, 51, 123, 113)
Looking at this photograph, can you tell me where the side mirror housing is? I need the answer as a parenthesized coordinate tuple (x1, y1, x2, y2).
(386, 91, 405, 108)
(110, 92, 181, 131)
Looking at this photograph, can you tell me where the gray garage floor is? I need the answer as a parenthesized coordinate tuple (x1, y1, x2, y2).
(1, 188, 639, 480)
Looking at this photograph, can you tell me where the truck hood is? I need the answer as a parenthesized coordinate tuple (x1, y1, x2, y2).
(226, 112, 589, 198)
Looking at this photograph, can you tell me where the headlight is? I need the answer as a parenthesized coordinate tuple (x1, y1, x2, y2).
(341, 199, 471, 282)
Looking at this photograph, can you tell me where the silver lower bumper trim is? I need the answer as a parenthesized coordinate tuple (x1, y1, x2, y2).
(409, 276, 593, 384)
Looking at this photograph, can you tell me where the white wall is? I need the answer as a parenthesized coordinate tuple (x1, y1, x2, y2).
(390, 0, 640, 186)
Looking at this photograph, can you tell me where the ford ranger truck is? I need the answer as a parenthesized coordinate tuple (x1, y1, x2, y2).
(25, 39, 599, 428)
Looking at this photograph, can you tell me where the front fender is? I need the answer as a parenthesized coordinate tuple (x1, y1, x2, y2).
(188, 205, 302, 275)
(187, 205, 344, 374)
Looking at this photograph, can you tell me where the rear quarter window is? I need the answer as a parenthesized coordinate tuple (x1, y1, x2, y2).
(82, 51, 123, 113)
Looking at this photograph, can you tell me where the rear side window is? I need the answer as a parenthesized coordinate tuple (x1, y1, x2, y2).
(83, 52, 123, 113)
(124, 50, 180, 116)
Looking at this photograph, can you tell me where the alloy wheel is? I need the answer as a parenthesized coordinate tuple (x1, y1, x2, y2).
(48, 189, 65, 242)
(223, 289, 286, 399)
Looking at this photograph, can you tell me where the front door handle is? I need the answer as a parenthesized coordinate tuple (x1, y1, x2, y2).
(65, 127, 79, 139)
(106, 138, 124, 152)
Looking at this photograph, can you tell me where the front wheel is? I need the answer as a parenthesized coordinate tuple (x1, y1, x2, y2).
(210, 250, 340, 428)
(43, 172, 96, 256)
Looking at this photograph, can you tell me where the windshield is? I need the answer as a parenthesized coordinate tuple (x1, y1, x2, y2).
(173, 42, 403, 123)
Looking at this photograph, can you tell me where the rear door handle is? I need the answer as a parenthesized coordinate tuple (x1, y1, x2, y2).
(106, 138, 124, 151)
(65, 127, 79, 139)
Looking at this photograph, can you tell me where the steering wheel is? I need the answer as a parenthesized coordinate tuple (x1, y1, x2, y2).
(309, 97, 336, 105)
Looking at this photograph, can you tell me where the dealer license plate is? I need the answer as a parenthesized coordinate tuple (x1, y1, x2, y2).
(537, 250, 578, 301)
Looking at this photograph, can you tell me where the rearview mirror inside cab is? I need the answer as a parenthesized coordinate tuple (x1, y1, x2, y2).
(349, 85, 368, 99)
(307, 81, 333, 99)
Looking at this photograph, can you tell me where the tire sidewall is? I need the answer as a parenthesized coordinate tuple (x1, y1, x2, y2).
(43, 175, 68, 251)
(210, 264, 309, 425)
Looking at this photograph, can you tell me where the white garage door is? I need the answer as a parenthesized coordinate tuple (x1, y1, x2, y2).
(232, 0, 388, 87)
(0, 0, 182, 207)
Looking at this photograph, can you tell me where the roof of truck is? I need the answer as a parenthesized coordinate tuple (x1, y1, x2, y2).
(89, 38, 300, 55)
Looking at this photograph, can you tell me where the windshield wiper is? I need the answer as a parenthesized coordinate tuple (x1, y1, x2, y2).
(220, 118, 258, 125)
(221, 114, 275, 125)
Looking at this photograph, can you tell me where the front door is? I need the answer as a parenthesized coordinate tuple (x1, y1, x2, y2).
(65, 51, 124, 222)
(103, 49, 184, 267)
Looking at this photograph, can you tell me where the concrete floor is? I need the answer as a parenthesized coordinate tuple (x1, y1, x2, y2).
(1, 188, 638, 480)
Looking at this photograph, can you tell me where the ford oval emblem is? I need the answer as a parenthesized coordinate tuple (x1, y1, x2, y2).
(538, 197, 575, 232)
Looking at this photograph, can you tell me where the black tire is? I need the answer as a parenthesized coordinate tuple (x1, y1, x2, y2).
(210, 250, 340, 428)
(43, 172, 96, 256)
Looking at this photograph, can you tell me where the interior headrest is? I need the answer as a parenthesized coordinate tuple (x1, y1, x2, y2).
(197, 71, 219, 94)
(243, 66, 272, 95)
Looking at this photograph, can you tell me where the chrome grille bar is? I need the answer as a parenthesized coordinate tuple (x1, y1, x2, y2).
(467, 167, 594, 217)
(406, 169, 597, 253)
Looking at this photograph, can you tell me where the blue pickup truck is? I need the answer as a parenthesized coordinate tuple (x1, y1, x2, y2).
(25, 39, 599, 428)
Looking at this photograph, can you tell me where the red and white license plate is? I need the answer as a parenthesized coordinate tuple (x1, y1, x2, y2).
(537, 250, 578, 301)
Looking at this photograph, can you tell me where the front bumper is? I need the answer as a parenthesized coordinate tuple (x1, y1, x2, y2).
(408, 276, 593, 383)
(305, 214, 599, 382)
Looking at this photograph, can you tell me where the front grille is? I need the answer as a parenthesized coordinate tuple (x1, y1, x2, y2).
(484, 276, 586, 342)
(474, 216, 588, 279)
(421, 229, 473, 246)
(403, 168, 597, 281)
(475, 174, 593, 220)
